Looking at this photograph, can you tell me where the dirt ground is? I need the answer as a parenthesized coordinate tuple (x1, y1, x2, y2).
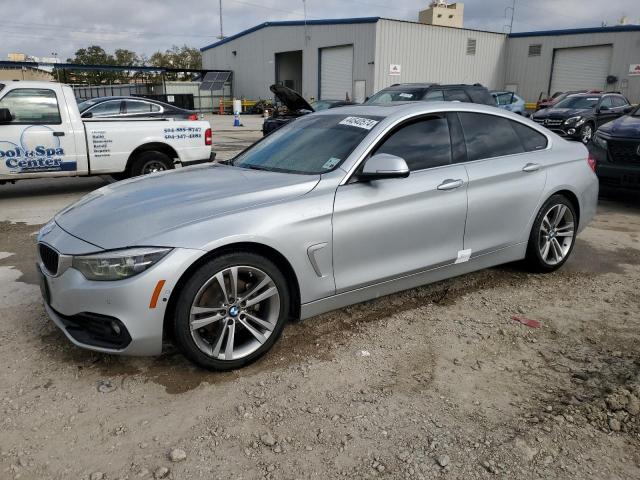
(1, 125, 639, 479)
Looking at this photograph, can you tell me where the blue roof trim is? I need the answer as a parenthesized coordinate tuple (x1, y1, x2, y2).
(200, 17, 380, 51)
(509, 24, 640, 38)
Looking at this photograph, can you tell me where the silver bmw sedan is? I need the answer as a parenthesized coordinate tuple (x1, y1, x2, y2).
(37, 102, 599, 370)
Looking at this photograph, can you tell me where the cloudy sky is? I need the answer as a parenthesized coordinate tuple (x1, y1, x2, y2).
(2, 0, 638, 60)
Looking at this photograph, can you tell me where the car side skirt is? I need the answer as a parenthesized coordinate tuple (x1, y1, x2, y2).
(300, 242, 526, 319)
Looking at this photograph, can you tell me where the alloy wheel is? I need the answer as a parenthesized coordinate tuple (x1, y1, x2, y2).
(141, 160, 168, 174)
(189, 266, 280, 361)
(538, 204, 575, 266)
(580, 124, 593, 144)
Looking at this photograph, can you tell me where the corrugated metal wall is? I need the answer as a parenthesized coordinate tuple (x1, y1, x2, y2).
(202, 22, 376, 100)
(505, 31, 640, 103)
(373, 20, 507, 92)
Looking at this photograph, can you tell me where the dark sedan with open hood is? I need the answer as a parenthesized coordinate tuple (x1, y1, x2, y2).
(262, 85, 354, 135)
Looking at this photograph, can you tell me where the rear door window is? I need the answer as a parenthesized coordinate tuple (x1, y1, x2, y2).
(458, 112, 524, 160)
(87, 100, 122, 117)
(125, 100, 155, 114)
(0, 88, 61, 124)
(374, 116, 452, 171)
(445, 89, 471, 102)
(611, 96, 628, 108)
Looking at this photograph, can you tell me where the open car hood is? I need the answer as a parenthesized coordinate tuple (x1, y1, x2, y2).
(270, 84, 314, 112)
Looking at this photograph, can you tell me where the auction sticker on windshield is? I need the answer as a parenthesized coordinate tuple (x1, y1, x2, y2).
(339, 117, 379, 130)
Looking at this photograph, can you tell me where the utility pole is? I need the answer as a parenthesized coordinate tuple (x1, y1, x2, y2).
(302, 0, 309, 44)
(218, 0, 224, 40)
(51, 52, 59, 82)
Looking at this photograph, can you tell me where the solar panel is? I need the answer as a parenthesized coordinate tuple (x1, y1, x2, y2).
(199, 71, 231, 91)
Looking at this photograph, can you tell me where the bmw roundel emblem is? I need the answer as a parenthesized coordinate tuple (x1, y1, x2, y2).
(229, 305, 240, 317)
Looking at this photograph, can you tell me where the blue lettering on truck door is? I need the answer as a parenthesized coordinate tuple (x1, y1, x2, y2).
(1, 126, 76, 174)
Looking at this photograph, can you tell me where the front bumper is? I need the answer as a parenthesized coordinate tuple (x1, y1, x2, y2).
(532, 119, 582, 140)
(37, 223, 205, 356)
(589, 140, 640, 189)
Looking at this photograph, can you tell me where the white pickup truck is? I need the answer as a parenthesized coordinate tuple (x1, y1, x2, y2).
(0, 81, 214, 184)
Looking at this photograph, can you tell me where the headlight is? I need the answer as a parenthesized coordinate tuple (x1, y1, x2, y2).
(592, 134, 608, 150)
(565, 116, 584, 125)
(72, 247, 172, 281)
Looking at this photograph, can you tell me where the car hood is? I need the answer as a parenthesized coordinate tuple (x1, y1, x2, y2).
(270, 84, 314, 112)
(55, 164, 320, 249)
(534, 107, 590, 119)
(598, 115, 640, 137)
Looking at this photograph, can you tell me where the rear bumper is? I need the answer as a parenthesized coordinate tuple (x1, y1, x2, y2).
(181, 151, 216, 167)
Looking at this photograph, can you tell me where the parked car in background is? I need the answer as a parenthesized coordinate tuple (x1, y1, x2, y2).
(262, 84, 354, 135)
(531, 93, 633, 144)
(492, 91, 526, 115)
(78, 96, 199, 120)
(364, 83, 496, 106)
(589, 104, 640, 189)
(38, 102, 598, 370)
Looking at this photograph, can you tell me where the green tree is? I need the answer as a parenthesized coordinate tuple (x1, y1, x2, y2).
(65, 45, 117, 84)
(149, 45, 202, 80)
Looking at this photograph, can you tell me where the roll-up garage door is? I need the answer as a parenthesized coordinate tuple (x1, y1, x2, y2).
(549, 45, 612, 94)
(320, 45, 353, 100)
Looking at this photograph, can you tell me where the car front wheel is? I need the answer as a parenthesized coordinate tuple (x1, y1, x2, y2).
(579, 123, 593, 144)
(173, 252, 290, 370)
(525, 194, 577, 272)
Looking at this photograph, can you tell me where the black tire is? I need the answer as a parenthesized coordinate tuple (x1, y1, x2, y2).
(129, 150, 174, 177)
(525, 194, 577, 273)
(173, 252, 290, 371)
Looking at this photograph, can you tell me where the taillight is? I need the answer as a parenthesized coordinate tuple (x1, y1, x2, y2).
(188, 113, 198, 121)
(587, 154, 596, 172)
(205, 128, 212, 146)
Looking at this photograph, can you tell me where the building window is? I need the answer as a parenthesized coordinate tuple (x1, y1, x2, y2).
(466, 38, 477, 56)
(528, 44, 542, 56)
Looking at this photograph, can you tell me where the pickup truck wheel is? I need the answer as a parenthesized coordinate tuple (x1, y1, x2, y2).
(173, 252, 290, 371)
(130, 151, 174, 177)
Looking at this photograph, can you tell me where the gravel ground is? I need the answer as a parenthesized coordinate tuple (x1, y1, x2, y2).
(0, 129, 639, 479)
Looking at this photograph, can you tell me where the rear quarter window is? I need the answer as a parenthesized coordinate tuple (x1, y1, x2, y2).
(510, 121, 548, 152)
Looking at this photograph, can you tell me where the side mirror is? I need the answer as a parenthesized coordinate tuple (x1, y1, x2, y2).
(359, 153, 410, 181)
(598, 105, 609, 112)
(0, 108, 14, 124)
(81, 111, 93, 119)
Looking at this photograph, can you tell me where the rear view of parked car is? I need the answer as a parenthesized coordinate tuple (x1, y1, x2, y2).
(37, 101, 598, 371)
(364, 83, 496, 106)
(78, 96, 199, 120)
(532, 92, 632, 144)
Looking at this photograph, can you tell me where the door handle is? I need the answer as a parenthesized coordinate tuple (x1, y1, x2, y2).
(522, 163, 540, 172)
(437, 179, 464, 191)
(52, 131, 65, 137)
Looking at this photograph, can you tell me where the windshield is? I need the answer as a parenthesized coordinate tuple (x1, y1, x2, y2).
(310, 100, 335, 111)
(364, 88, 425, 105)
(554, 96, 599, 110)
(77, 99, 99, 112)
(232, 114, 382, 174)
(493, 92, 515, 105)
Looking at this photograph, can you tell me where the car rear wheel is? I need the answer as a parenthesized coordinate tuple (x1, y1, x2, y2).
(525, 194, 576, 272)
(130, 151, 174, 177)
(173, 252, 290, 371)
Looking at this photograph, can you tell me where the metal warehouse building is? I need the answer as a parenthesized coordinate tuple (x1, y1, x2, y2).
(201, 18, 640, 103)
(505, 25, 640, 103)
